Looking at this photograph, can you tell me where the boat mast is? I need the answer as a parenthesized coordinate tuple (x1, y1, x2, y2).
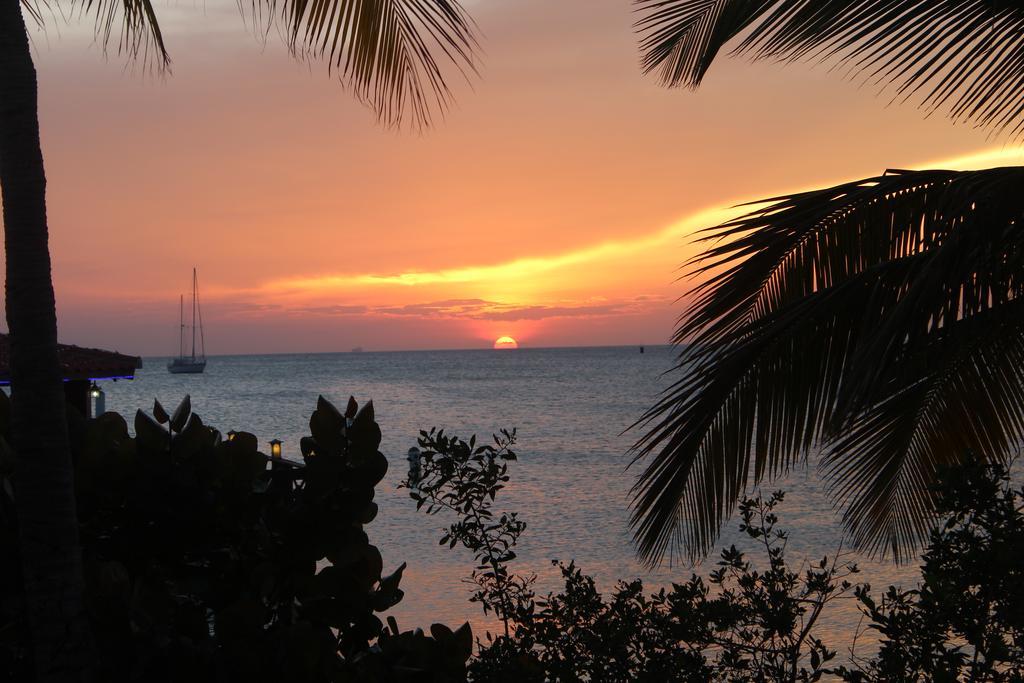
(191, 267, 197, 361)
(179, 294, 185, 359)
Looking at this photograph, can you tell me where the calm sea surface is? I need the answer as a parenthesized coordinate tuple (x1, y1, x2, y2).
(107, 345, 920, 659)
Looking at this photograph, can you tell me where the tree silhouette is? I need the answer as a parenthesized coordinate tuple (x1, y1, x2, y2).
(0, 2, 475, 681)
(631, 0, 1024, 565)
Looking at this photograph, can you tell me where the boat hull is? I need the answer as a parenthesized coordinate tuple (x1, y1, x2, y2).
(167, 359, 206, 374)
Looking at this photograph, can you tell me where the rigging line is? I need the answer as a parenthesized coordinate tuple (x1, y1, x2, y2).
(191, 268, 198, 360)
(196, 271, 206, 359)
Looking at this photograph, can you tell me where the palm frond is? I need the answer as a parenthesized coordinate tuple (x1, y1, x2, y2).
(39, 1, 171, 69)
(248, 0, 478, 129)
(631, 167, 1024, 564)
(824, 302, 1024, 560)
(635, 0, 1024, 135)
(27, 1, 476, 129)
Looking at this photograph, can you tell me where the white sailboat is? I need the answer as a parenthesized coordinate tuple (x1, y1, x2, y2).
(168, 268, 207, 374)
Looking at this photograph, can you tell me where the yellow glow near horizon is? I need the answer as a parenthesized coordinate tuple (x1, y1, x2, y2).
(913, 145, 1024, 171)
(494, 336, 518, 349)
(259, 204, 739, 299)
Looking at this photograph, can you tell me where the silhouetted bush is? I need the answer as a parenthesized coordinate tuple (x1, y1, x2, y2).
(835, 459, 1024, 682)
(408, 430, 1024, 682)
(422, 481, 854, 681)
(0, 393, 471, 682)
(489, 493, 857, 682)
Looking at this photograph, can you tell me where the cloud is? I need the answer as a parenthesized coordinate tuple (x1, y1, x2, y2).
(369, 296, 667, 321)
(206, 296, 654, 322)
(475, 303, 626, 321)
(374, 299, 493, 317)
(292, 304, 370, 316)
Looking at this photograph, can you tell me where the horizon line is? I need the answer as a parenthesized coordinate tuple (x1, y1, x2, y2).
(139, 342, 675, 359)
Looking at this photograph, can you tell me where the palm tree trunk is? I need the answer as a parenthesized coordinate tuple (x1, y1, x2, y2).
(0, 1, 94, 681)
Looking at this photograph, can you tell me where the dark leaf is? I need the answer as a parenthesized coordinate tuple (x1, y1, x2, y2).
(152, 399, 169, 424)
(169, 394, 191, 433)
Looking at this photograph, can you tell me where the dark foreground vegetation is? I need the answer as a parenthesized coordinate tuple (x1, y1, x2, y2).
(3, 394, 1020, 681)
(1, 395, 471, 682)
(407, 430, 1023, 682)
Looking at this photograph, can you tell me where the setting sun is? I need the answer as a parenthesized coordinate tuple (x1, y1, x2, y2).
(493, 336, 518, 349)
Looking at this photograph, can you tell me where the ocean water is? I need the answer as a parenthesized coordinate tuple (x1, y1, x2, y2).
(106, 345, 920, 659)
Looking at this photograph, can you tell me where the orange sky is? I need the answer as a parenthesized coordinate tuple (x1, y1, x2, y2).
(4, 0, 1022, 354)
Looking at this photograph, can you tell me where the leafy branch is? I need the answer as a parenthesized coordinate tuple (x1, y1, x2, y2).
(401, 427, 534, 640)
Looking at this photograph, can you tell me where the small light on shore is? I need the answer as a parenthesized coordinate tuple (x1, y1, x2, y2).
(226, 430, 237, 442)
(89, 382, 105, 418)
(270, 439, 282, 459)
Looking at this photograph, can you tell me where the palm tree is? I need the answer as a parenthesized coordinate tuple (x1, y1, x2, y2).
(0, 2, 475, 681)
(630, 0, 1024, 566)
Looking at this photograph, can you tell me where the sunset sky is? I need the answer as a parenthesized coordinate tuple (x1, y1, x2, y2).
(8, 0, 1024, 355)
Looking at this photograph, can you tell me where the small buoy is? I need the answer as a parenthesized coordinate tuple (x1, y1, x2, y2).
(639, 346, 645, 354)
